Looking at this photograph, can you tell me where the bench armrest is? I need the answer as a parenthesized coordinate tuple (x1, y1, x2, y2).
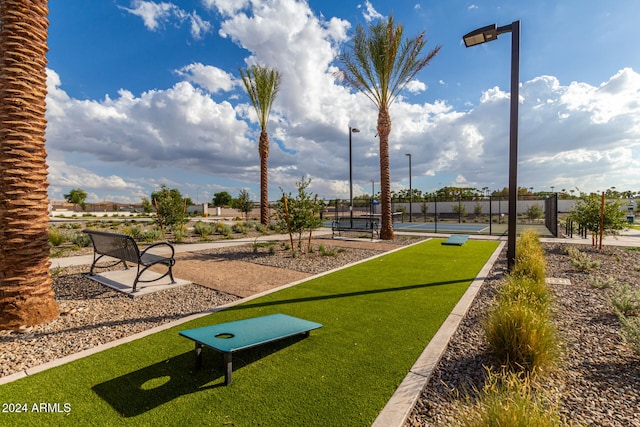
(139, 241, 175, 259)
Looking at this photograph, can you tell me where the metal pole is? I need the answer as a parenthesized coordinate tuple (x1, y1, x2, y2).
(506, 20, 520, 271)
(406, 153, 412, 222)
(349, 127, 354, 228)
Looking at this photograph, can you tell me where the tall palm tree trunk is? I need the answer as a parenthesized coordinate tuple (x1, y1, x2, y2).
(377, 107, 395, 240)
(259, 130, 269, 225)
(0, 0, 59, 329)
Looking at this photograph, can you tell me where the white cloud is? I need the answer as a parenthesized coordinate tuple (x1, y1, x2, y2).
(120, 1, 212, 39)
(405, 80, 427, 94)
(44, 1, 640, 202)
(358, 1, 384, 23)
(175, 63, 237, 93)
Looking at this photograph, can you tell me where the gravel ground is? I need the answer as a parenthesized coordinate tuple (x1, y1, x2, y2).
(0, 236, 418, 380)
(407, 243, 640, 427)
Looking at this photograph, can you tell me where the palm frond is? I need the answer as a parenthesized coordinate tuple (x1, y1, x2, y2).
(239, 65, 281, 130)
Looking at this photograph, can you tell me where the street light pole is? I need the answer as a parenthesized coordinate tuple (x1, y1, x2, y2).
(349, 126, 360, 228)
(463, 20, 520, 270)
(405, 153, 412, 222)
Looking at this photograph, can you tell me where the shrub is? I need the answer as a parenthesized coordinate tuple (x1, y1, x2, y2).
(610, 283, 640, 316)
(498, 275, 551, 312)
(71, 233, 92, 248)
(215, 223, 231, 237)
(48, 228, 66, 246)
(193, 221, 215, 239)
(171, 224, 188, 243)
(122, 224, 144, 240)
(512, 230, 546, 282)
(566, 246, 600, 271)
(588, 275, 618, 289)
(456, 368, 565, 427)
(618, 314, 640, 355)
(254, 223, 267, 233)
(141, 227, 163, 243)
(484, 299, 558, 373)
(232, 222, 248, 234)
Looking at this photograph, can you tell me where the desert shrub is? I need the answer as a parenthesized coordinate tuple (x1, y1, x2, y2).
(484, 299, 558, 373)
(618, 314, 640, 355)
(254, 222, 267, 233)
(48, 228, 66, 246)
(215, 223, 231, 237)
(588, 275, 618, 289)
(171, 224, 188, 243)
(122, 224, 144, 240)
(193, 221, 215, 239)
(232, 222, 248, 234)
(141, 227, 163, 243)
(71, 233, 92, 248)
(512, 230, 546, 282)
(498, 275, 551, 312)
(566, 246, 600, 271)
(456, 368, 565, 427)
(610, 283, 640, 316)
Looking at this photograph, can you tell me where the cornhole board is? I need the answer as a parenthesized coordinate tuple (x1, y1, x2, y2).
(442, 234, 469, 246)
(179, 314, 322, 385)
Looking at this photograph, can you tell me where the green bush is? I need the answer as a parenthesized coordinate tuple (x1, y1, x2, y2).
(498, 275, 551, 312)
(71, 233, 92, 248)
(122, 225, 144, 240)
(566, 246, 600, 271)
(193, 221, 215, 239)
(456, 368, 565, 427)
(215, 223, 231, 237)
(618, 314, 640, 355)
(232, 222, 248, 234)
(484, 299, 558, 373)
(610, 283, 640, 316)
(48, 228, 66, 246)
(171, 224, 188, 243)
(588, 275, 618, 289)
(141, 228, 163, 243)
(512, 230, 546, 282)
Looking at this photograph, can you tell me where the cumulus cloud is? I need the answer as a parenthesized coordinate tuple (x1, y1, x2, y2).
(44, 0, 640, 202)
(120, 0, 212, 39)
(359, 1, 384, 23)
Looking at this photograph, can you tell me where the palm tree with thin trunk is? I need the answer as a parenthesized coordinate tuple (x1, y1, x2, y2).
(239, 65, 281, 226)
(336, 15, 440, 240)
(0, 0, 59, 329)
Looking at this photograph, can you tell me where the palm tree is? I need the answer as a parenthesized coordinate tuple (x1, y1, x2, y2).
(0, 0, 59, 329)
(336, 16, 440, 239)
(239, 65, 281, 226)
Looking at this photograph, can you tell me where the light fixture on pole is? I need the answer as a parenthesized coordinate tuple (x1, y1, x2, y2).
(349, 126, 360, 228)
(405, 153, 412, 222)
(463, 20, 520, 270)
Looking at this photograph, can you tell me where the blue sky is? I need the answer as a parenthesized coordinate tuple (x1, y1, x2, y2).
(45, 0, 640, 204)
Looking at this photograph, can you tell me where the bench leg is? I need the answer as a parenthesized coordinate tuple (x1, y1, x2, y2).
(224, 353, 233, 385)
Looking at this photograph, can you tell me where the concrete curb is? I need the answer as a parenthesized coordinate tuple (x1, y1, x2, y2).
(372, 241, 506, 426)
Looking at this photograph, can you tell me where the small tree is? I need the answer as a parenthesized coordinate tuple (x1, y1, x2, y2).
(64, 188, 88, 211)
(213, 191, 233, 207)
(525, 204, 543, 221)
(140, 196, 153, 213)
(570, 195, 627, 247)
(233, 189, 254, 219)
(275, 177, 323, 253)
(151, 185, 185, 236)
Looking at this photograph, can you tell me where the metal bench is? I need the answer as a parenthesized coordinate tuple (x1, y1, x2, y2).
(331, 216, 379, 239)
(179, 314, 322, 385)
(83, 229, 176, 292)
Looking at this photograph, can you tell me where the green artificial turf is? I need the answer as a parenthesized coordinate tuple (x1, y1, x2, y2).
(0, 238, 499, 426)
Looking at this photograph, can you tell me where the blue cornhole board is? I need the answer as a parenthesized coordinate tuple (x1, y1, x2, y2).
(179, 314, 322, 385)
(442, 234, 469, 246)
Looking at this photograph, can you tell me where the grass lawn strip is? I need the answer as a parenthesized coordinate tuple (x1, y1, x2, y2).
(0, 239, 499, 427)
